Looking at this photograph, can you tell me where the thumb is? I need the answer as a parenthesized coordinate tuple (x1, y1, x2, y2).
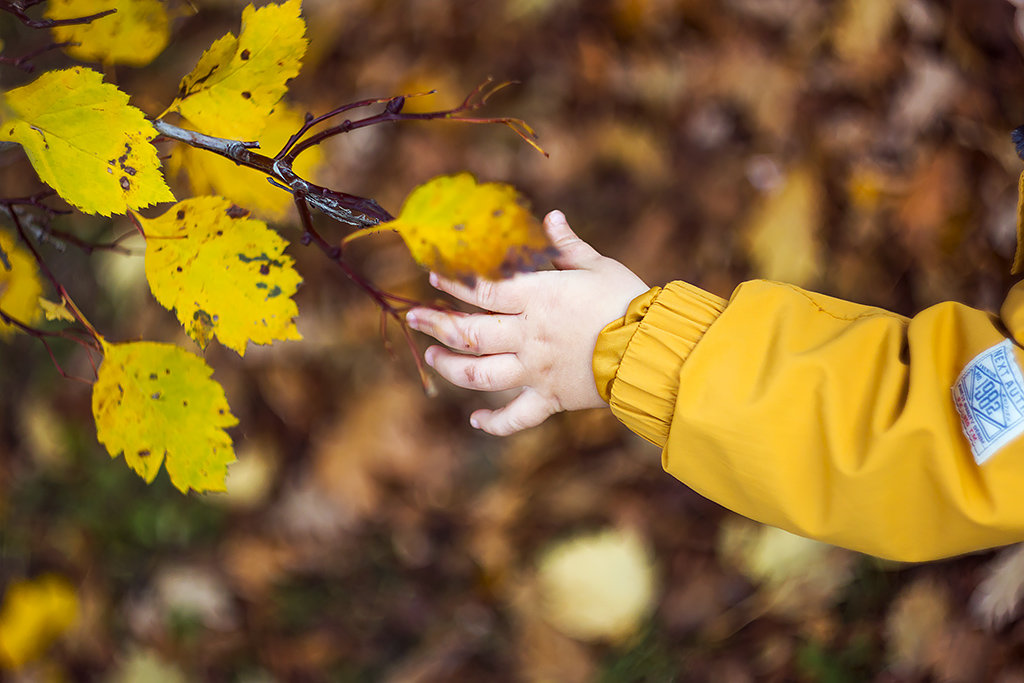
(544, 210, 602, 271)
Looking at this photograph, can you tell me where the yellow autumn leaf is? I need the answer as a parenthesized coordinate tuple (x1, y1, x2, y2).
(0, 67, 174, 216)
(535, 528, 657, 643)
(384, 173, 554, 283)
(0, 574, 78, 670)
(45, 0, 170, 67)
(140, 197, 302, 355)
(744, 165, 823, 287)
(165, 0, 307, 137)
(38, 297, 74, 323)
(91, 340, 238, 493)
(0, 229, 43, 338)
(167, 104, 323, 222)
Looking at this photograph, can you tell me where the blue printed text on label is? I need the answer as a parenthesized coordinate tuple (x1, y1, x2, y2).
(952, 339, 1024, 465)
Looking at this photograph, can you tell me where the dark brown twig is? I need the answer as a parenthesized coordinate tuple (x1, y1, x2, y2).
(1, 193, 132, 255)
(154, 79, 544, 230)
(0, 1, 116, 29)
(0, 41, 77, 72)
(281, 78, 545, 163)
(4, 204, 103, 347)
(0, 303, 101, 383)
(291, 191, 434, 392)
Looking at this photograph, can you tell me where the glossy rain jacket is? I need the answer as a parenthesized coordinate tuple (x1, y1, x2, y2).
(592, 181, 1024, 563)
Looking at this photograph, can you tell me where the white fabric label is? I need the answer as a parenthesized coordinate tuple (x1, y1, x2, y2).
(952, 339, 1024, 465)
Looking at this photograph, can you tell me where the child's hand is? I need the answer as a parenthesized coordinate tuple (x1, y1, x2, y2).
(405, 210, 649, 435)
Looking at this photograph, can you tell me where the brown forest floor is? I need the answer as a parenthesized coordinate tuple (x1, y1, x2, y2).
(5, 0, 1024, 681)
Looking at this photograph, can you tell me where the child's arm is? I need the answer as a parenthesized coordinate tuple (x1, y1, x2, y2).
(409, 210, 1024, 562)
(405, 210, 649, 435)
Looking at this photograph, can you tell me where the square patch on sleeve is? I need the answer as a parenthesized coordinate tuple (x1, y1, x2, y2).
(952, 339, 1024, 465)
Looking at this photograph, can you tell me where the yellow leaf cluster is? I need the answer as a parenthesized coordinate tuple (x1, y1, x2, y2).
(0, 230, 43, 338)
(0, 574, 78, 670)
(0, 67, 174, 216)
(45, 0, 171, 67)
(91, 340, 238, 493)
(166, 0, 307, 137)
(386, 173, 553, 284)
(140, 197, 302, 355)
(167, 104, 323, 222)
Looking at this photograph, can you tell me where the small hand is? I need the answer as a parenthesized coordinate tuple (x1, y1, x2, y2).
(406, 210, 649, 435)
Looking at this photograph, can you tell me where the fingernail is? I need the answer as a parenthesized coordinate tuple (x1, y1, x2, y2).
(424, 347, 436, 367)
(405, 311, 419, 330)
(469, 416, 480, 429)
(428, 272, 439, 288)
(547, 210, 566, 225)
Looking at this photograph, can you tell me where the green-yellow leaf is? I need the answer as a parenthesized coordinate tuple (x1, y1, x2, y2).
(0, 574, 78, 671)
(91, 340, 238, 493)
(167, 104, 323, 222)
(139, 197, 302, 355)
(385, 173, 554, 283)
(45, 0, 171, 67)
(0, 67, 174, 216)
(0, 230, 43, 338)
(166, 0, 307, 137)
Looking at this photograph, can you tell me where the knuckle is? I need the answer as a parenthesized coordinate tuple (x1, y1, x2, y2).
(475, 280, 498, 309)
(505, 414, 527, 433)
(459, 321, 483, 353)
(463, 362, 486, 387)
(463, 363, 476, 384)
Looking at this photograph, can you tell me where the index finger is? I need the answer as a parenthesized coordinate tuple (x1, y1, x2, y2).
(429, 272, 527, 314)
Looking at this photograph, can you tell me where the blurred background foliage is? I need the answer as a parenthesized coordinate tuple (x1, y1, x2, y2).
(3, 0, 1024, 680)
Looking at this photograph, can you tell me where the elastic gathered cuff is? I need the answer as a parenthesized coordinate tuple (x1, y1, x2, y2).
(593, 281, 727, 446)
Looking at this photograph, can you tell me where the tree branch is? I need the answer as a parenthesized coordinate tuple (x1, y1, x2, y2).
(290, 191, 434, 393)
(154, 80, 543, 231)
(3, 204, 102, 345)
(153, 119, 391, 228)
(281, 78, 545, 163)
(0, 1, 116, 29)
(0, 306, 99, 383)
(0, 41, 76, 72)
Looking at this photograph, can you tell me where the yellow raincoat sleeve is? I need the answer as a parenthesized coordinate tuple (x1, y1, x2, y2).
(593, 278, 1024, 562)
